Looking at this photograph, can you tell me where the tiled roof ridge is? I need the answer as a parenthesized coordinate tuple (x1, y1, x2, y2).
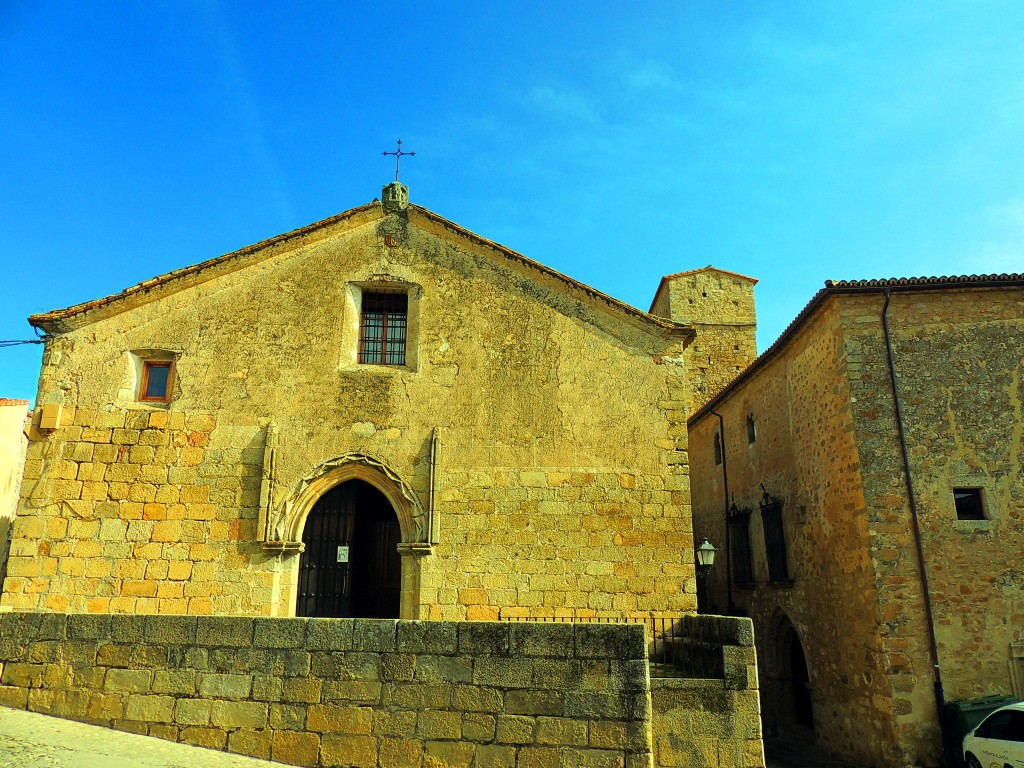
(29, 199, 692, 341)
(828, 273, 1023, 288)
(0, 398, 30, 406)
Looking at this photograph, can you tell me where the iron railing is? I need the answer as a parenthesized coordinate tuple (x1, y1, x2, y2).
(502, 614, 725, 679)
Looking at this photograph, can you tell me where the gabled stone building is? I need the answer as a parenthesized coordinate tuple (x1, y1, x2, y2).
(0, 184, 771, 768)
(688, 274, 1024, 767)
(2, 182, 722, 623)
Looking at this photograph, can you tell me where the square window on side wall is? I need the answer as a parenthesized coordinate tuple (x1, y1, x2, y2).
(953, 488, 985, 520)
(140, 361, 174, 401)
(131, 351, 178, 404)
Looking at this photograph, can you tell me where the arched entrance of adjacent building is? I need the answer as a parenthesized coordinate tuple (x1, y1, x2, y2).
(787, 626, 814, 728)
(295, 479, 402, 618)
(771, 614, 814, 732)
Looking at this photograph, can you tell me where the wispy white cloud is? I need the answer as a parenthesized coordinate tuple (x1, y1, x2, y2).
(197, 0, 294, 224)
(621, 59, 677, 92)
(524, 85, 602, 124)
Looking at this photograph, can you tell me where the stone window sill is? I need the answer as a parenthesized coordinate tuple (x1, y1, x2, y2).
(952, 519, 991, 534)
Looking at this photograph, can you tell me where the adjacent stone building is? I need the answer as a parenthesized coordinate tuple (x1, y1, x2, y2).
(0, 398, 30, 585)
(688, 274, 1024, 767)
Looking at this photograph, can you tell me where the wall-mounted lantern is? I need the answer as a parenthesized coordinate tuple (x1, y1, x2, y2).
(696, 538, 717, 571)
(695, 538, 717, 613)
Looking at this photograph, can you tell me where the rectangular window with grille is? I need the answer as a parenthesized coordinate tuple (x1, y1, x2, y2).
(760, 495, 791, 583)
(359, 291, 408, 365)
(728, 508, 755, 587)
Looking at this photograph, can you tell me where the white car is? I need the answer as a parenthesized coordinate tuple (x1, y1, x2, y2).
(962, 701, 1024, 768)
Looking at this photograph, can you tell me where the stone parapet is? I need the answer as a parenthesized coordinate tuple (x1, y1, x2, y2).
(0, 613, 652, 767)
(0, 613, 764, 768)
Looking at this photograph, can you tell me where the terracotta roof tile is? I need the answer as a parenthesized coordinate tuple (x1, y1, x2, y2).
(827, 273, 1023, 288)
(0, 398, 30, 407)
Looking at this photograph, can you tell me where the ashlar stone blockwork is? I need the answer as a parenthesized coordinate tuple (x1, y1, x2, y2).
(0, 613, 764, 768)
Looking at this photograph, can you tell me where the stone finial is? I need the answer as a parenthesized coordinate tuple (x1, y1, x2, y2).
(382, 181, 409, 214)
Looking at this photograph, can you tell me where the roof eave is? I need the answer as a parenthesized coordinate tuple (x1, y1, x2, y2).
(688, 273, 1024, 426)
(30, 201, 384, 334)
(29, 198, 698, 344)
(407, 205, 694, 342)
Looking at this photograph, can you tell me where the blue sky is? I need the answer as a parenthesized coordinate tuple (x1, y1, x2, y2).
(2, 1, 1023, 403)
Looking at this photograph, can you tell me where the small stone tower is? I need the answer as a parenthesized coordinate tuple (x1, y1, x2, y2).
(650, 266, 758, 411)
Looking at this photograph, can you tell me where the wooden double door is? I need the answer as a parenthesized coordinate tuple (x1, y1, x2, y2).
(296, 480, 402, 618)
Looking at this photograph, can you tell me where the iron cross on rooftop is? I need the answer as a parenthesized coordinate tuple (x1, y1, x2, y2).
(383, 139, 415, 181)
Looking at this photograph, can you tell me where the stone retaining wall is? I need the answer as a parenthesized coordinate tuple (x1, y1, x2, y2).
(650, 616, 764, 768)
(0, 613, 763, 768)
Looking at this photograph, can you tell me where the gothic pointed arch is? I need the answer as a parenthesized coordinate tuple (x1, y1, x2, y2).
(766, 608, 815, 731)
(271, 452, 426, 546)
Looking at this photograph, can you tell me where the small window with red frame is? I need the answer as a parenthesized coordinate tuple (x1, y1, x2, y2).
(140, 361, 174, 402)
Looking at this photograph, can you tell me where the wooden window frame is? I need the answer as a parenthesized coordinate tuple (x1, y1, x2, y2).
(760, 492, 791, 584)
(728, 505, 755, 588)
(139, 360, 175, 402)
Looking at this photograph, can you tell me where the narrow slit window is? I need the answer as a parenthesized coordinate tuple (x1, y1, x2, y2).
(140, 361, 173, 402)
(359, 291, 408, 365)
(760, 491, 790, 583)
(728, 506, 755, 587)
(953, 488, 985, 520)
(746, 414, 756, 444)
(713, 433, 723, 466)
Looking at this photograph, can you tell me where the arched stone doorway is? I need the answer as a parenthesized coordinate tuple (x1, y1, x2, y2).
(296, 480, 402, 618)
(272, 453, 431, 619)
(770, 613, 815, 733)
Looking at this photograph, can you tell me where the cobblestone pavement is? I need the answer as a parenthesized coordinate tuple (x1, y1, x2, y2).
(1, 705, 875, 768)
(764, 737, 871, 768)
(0, 707, 280, 768)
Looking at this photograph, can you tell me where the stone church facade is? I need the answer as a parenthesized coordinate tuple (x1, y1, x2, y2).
(2, 182, 720, 623)
(688, 275, 1024, 767)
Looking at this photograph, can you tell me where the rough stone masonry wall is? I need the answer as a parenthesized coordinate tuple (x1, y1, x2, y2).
(3, 407, 267, 615)
(649, 270, 757, 413)
(688, 299, 899, 768)
(0, 613, 765, 768)
(841, 287, 1024, 765)
(426, 467, 694, 622)
(649, 616, 764, 768)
